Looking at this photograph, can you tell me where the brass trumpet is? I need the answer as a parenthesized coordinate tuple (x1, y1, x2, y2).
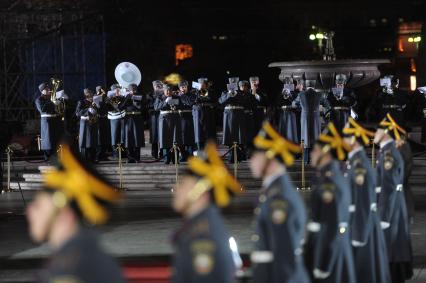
(50, 78, 65, 117)
(199, 88, 209, 97)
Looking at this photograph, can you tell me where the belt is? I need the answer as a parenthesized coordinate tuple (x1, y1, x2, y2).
(41, 113, 58, 118)
(197, 103, 214, 108)
(383, 105, 400, 109)
(225, 106, 244, 110)
(80, 116, 91, 120)
(108, 111, 126, 120)
(179, 110, 192, 114)
(281, 106, 296, 110)
(126, 111, 141, 115)
(333, 106, 350, 110)
(160, 110, 179, 115)
(396, 184, 403, 191)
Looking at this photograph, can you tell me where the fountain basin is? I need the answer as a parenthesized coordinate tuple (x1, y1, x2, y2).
(269, 59, 391, 90)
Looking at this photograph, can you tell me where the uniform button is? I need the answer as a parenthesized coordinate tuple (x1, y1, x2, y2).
(339, 227, 346, 234)
(251, 234, 260, 242)
(343, 173, 348, 177)
(325, 171, 332, 177)
(254, 208, 261, 215)
(259, 195, 267, 203)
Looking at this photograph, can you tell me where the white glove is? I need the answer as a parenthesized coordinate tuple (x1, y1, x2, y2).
(255, 94, 261, 101)
(88, 107, 96, 114)
(380, 222, 390, 229)
(165, 97, 172, 103)
(53, 100, 61, 105)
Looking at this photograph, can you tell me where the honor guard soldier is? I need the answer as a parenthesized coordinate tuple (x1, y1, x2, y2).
(26, 143, 125, 283)
(155, 84, 183, 164)
(305, 123, 356, 283)
(171, 142, 242, 283)
(107, 84, 126, 158)
(342, 118, 391, 283)
(241, 80, 258, 152)
(249, 76, 268, 137)
(35, 82, 62, 161)
(178, 80, 196, 161)
(75, 88, 99, 162)
(326, 74, 357, 130)
(294, 79, 326, 164)
(147, 80, 163, 159)
(374, 113, 413, 282)
(219, 77, 248, 163)
(192, 78, 217, 151)
(276, 77, 300, 144)
(373, 76, 407, 126)
(95, 86, 111, 161)
(249, 122, 310, 283)
(122, 83, 145, 163)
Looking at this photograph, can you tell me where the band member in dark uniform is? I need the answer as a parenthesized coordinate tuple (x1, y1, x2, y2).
(122, 83, 145, 163)
(276, 77, 299, 144)
(26, 143, 125, 283)
(178, 80, 196, 161)
(193, 78, 217, 151)
(241, 80, 257, 153)
(147, 80, 163, 159)
(107, 84, 126, 158)
(294, 79, 326, 164)
(326, 74, 357, 130)
(374, 114, 413, 282)
(75, 88, 99, 162)
(305, 122, 356, 283)
(343, 118, 391, 283)
(35, 82, 61, 161)
(95, 86, 111, 161)
(171, 142, 241, 283)
(219, 78, 248, 163)
(418, 87, 426, 142)
(249, 76, 268, 137)
(371, 76, 407, 126)
(155, 84, 183, 164)
(250, 122, 310, 283)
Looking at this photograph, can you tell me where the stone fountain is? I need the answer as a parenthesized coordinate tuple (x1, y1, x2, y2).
(268, 32, 391, 91)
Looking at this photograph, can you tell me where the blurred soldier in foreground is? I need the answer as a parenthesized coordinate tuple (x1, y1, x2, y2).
(26, 143, 125, 283)
(219, 77, 248, 163)
(178, 80, 196, 161)
(155, 84, 182, 164)
(342, 118, 390, 283)
(374, 113, 413, 282)
(95, 86, 111, 161)
(305, 123, 356, 283)
(276, 77, 299, 144)
(147, 80, 164, 159)
(249, 122, 310, 283)
(122, 83, 145, 163)
(35, 82, 61, 161)
(326, 74, 357, 130)
(171, 142, 242, 283)
(192, 78, 217, 152)
(294, 80, 325, 164)
(75, 88, 99, 162)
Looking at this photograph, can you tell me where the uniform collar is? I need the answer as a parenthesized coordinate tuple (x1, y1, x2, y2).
(262, 169, 285, 189)
(348, 146, 363, 160)
(380, 139, 393, 149)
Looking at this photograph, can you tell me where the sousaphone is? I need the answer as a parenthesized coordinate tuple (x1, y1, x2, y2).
(114, 62, 142, 89)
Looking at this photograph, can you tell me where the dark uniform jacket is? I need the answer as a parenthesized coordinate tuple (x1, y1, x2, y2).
(39, 229, 125, 283)
(219, 91, 249, 145)
(35, 95, 61, 150)
(154, 94, 183, 148)
(346, 148, 390, 283)
(192, 89, 217, 145)
(75, 99, 99, 149)
(305, 161, 356, 283)
(97, 96, 111, 147)
(374, 91, 407, 126)
(376, 141, 413, 271)
(326, 89, 356, 131)
(252, 172, 310, 283)
(171, 205, 236, 283)
(294, 88, 324, 148)
(276, 91, 299, 143)
(121, 94, 145, 148)
(107, 96, 126, 146)
(147, 90, 162, 144)
(179, 91, 196, 145)
(251, 90, 268, 139)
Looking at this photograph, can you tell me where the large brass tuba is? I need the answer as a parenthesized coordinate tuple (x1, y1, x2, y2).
(50, 78, 65, 118)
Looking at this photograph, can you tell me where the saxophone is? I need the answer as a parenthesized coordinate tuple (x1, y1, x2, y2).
(50, 78, 65, 118)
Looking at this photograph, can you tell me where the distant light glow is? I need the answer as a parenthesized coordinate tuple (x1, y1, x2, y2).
(410, 75, 417, 91)
(175, 44, 193, 66)
(315, 33, 324, 39)
(164, 73, 183, 85)
(410, 58, 417, 73)
(309, 34, 316, 40)
(414, 36, 421, 43)
(408, 37, 414, 43)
